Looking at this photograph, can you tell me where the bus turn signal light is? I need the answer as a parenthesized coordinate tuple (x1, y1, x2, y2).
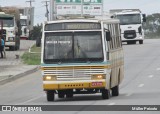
(91, 74, 105, 80)
(43, 75, 57, 81)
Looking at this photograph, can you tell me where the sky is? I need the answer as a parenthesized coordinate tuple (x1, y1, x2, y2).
(0, 0, 160, 25)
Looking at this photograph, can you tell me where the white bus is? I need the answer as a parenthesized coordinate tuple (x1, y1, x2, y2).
(41, 18, 124, 101)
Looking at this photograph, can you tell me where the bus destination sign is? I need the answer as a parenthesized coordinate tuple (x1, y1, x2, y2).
(45, 22, 101, 31)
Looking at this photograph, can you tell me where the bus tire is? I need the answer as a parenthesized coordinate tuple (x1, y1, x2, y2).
(139, 40, 143, 44)
(58, 90, 65, 98)
(66, 90, 73, 98)
(47, 90, 55, 101)
(102, 89, 110, 99)
(111, 85, 119, 96)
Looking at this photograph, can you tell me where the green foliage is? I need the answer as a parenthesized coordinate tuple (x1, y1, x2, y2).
(144, 13, 160, 38)
(21, 45, 41, 65)
(29, 24, 42, 40)
(21, 52, 41, 65)
(30, 44, 41, 52)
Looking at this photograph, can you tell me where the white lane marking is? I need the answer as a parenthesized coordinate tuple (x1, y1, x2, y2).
(108, 102, 115, 105)
(138, 84, 144, 88)
(16, 94, 45, 105)
(156, 68, 160, 71)
(126, 93, 133, 97)
(148, 75, 154, 78)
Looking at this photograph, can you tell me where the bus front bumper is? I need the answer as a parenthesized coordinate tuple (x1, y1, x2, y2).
(43, 80, 106, 90)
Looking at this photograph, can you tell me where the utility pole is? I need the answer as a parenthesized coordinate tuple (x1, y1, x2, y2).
(81, 0, 83, 17)
(50, 0, 56, 20)
(42, 1, 50, 21)
(26, 0, 35, 7)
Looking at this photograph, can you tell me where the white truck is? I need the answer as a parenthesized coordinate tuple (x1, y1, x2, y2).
(110, 9, 146, 44)
(20, 14, 29, 40)
(1, 7, 21, 50)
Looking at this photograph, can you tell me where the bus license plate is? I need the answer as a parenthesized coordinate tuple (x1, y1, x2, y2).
(91, 82, 103, 86)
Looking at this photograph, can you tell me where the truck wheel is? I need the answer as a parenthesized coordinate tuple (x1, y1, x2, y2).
(139, 40, 143, 44)
(58, 90, 65, 98)
(111, 86, 119, 96)
(47, 90, 55, 101)
(66, 90, 73, 98)
(102, 89, 110, 99)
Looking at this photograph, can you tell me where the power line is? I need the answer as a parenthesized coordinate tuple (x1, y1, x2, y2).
(26, 0, 35, 7)
(42, 1, 50, 21)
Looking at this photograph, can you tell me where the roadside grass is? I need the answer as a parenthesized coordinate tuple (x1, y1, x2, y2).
(21, 45, 41, 65)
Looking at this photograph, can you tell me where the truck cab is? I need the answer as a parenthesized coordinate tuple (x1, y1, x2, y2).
(0, 12, 20, 50)
(110, 9, 146, 44)
(20, 14, 29, 40)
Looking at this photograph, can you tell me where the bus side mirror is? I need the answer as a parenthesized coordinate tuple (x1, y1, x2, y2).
(142, 14, 146, 22)
(106, 31, 111, 41)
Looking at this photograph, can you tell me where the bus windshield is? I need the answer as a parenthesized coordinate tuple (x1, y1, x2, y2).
(44, 31, 103, 63)
(117, 14, 141, 25)
(0, 18, 14, 27)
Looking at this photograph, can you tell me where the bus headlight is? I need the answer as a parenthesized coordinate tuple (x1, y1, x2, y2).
(91, 74, 105, 80)
(43, 75, 57, 81)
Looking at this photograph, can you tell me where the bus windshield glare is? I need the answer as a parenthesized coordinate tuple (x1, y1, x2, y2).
(44, 31, 103, 63)
(117, 14, 141, 25)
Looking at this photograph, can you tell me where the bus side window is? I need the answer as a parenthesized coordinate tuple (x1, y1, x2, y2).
(112, 24, 117, 49)
(108, 24, 113, 50)
(104, 23, 111, 51)
(115, 23, 120, 48)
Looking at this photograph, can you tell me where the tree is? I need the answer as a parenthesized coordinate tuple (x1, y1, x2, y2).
(29, 24, 42, 40)
(144, 13, 160, 38)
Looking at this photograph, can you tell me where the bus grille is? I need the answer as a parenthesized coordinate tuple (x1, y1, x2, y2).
(42, 66, 106, 81)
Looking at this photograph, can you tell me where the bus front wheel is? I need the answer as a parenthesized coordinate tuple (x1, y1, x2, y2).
(102, 89, 110, 99)
(47, 90, 55, 101)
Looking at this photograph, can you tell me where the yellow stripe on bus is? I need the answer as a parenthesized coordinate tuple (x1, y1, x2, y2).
(43, 82, 106, 90)
(41, 65, 111, 70)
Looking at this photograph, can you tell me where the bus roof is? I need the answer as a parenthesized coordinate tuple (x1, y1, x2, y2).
(44, 18, 120, 24)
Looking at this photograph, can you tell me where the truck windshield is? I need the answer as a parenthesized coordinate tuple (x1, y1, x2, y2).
(44, 31, 103, 63)
(117, 14, 141, 25)
(0, 19, 14, 27)
(20, 19, 27, 26)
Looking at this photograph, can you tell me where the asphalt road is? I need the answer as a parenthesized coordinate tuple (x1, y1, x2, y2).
(0, 39, 160, 114)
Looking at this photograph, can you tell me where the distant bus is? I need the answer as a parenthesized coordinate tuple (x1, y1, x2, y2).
(41, 18, 124, 101)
